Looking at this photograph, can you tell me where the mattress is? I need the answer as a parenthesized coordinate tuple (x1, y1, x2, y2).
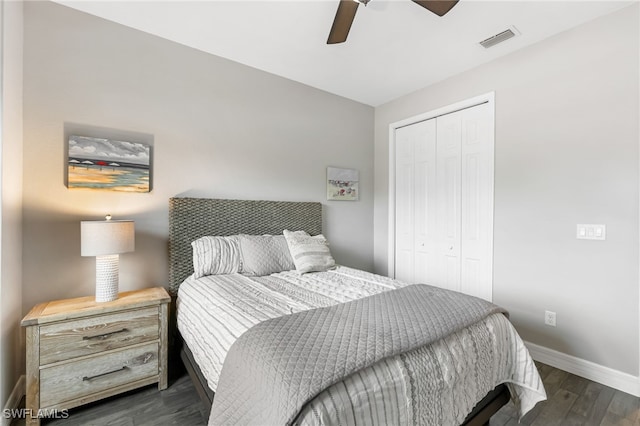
(177, 266, 546, 425)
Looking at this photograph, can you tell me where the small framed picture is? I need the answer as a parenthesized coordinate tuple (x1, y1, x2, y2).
(327, 167, 359, 201)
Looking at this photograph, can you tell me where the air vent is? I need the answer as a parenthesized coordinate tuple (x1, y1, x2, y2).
(479, 28, 516, 49)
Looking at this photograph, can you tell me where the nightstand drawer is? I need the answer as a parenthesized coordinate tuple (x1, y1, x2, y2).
(39, 307, 159, 365)
(40, 342, 159, 408)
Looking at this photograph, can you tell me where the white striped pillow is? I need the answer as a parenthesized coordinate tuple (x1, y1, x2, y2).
(192, 235, 242, 278)
(283, 230, 336, 274)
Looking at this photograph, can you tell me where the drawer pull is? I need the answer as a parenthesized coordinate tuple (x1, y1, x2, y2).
(83, 328, 129, 340)
(83, 366, 128, 381)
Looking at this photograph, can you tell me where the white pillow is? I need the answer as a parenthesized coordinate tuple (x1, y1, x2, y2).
(283, 230, 336, 274)
(237, 234, 296, 276)
(191, 235, 242, 278)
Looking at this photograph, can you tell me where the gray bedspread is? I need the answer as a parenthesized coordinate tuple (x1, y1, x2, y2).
(209, 284, 507, 426)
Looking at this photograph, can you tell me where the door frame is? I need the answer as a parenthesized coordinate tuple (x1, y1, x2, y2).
(387, 92, 496, 280)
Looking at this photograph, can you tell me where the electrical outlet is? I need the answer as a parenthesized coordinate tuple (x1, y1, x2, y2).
(544, 310, 556, 327)
(576, 224, 606, 240)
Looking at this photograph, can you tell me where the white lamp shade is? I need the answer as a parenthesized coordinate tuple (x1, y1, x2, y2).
(81, 220, 135, 256)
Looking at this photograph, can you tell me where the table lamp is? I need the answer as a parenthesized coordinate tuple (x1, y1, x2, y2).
(81, 215, 135, 302)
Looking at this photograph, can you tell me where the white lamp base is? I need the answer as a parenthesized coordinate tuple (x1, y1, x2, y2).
(95, 254, 119, 302)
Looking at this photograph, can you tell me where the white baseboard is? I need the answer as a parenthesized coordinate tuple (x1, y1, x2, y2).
(2, 375, 25, 426)
(525, 341, 640, 397)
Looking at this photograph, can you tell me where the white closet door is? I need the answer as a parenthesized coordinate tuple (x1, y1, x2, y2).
(393, 100, 494, 301)
(460, 103, 494, 300)
(394, 119, 437, 284)
(412, 120, 437, 284)
(436, 113, 462, 292)
(394, 125, 415, 283)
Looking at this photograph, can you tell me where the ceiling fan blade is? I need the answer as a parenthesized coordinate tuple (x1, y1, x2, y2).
(327, 0, 360, 44)
(412, 0, 458, 17)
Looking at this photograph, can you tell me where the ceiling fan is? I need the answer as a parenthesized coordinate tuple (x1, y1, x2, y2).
(327, 0, 459, 44)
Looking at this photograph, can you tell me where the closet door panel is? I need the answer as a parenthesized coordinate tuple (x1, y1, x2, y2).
(461, 103, 494, 301)
(394, 126, 415, 283)
(436, 113, 462, 292)
(412, 120, 437, 284)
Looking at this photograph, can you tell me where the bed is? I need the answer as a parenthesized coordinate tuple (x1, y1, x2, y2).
(168, 197, 546, 426)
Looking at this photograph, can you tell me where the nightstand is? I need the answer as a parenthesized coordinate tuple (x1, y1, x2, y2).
(21, 287, 170, 425)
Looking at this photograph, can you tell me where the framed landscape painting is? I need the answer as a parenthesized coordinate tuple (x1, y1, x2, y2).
(67, 135, 151, 192)
(327, 167, 359, 201)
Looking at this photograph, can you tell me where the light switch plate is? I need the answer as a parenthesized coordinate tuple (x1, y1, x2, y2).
(576, 224, 606, 240)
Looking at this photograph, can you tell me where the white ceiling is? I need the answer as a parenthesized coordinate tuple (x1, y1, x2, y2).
(53, 0, 635, 106)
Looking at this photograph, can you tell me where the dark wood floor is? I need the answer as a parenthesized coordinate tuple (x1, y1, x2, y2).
(11, 362, 639, 425)
(491, 363, 639, 426)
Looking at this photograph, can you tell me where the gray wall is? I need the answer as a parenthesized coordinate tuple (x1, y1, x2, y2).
(18, 0, 640, 390)
(22, 1, 374, 315)
(1, 0, 24, 409)
(374, 5, 639, 375)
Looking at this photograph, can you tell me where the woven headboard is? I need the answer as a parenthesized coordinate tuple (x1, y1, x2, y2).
(168, 197, 323, 295)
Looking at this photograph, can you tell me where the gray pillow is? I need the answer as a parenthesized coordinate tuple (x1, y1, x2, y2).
(237, 234, 296, 276)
